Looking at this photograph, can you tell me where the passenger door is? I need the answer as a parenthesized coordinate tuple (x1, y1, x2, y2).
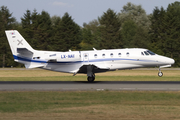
(83, 53, 89, 62)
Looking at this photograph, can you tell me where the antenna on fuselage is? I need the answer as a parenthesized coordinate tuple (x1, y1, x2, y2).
(93, 48, 97, 51)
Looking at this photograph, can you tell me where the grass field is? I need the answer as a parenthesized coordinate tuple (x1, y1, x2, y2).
(0, 68, 180, 120)
(0, 91, 180, 120)
(0, 68, 180, 81)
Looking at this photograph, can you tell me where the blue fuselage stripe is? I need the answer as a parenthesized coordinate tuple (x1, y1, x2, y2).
(13, 55, 156, 64)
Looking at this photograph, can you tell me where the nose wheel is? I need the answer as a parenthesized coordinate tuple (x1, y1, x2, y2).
(158, 72, 163, 77)
(158, 67, 163, 77)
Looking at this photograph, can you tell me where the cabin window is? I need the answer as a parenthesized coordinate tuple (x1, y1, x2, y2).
(118, 53, 121, 57)
(94, 54, 97, 58)
(110, 53, 113, 57)
(126, 52, 129, 56)
(141, 52, 144, 56)
(144, 51, 149, 55)
(102, 54, 105, 57)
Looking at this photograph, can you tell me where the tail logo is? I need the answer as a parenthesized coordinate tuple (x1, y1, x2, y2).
(17, 39, 23, 45)
(10, 32, 15, 35)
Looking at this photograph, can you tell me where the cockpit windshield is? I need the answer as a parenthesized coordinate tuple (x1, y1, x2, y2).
(147, 50, 156, 55)
(142, 50, 156, 56)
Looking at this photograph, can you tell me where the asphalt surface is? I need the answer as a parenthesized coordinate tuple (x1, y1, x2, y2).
(0, 81, 180, 91)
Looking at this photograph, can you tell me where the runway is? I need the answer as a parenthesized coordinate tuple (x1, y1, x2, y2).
(0, 81, 180, 91)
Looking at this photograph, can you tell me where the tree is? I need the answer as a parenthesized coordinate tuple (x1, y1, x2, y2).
(121, 20, 137, 47)
(118, 2, 150, 29)
(0, 6, 17, 67)
(53, 12, 81, 51)
(80, 28, 94, 50)
(98, 9, 122, 49)
(118, 2, 151, 50)
(150, 7, 166, 54)
(162, 2, 180, 66)
(51, 15, 61, 27)
(81, 19, 101, 50)
(121, 20, 150, 49)
(150, 2, 180, 66)
(34, 11, 52, 50)
(20, 10, 34, 46)
(21, 10, 53, 50)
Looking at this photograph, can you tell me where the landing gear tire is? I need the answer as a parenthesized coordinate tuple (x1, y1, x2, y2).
(158, 72, 163, 77)
(87, 76, 95, 82)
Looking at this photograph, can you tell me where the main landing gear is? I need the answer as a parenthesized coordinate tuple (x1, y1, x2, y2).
(87, 65, 95, 82)
(87, 74, 95, 82)
(158, 67, 163, 77)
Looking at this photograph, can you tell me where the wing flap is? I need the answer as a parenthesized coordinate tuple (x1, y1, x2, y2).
(25, 63, 45, 69)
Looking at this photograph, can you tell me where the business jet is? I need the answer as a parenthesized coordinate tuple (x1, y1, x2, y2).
(5, 30, 175, 82)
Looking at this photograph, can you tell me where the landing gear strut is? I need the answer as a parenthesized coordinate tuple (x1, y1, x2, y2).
(87, 65, 95, 82)
(158, 67, 163, 77)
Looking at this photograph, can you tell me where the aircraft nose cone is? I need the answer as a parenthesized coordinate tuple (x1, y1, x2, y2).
(170, 58, 175, 64)
(168, 58, 175, 65)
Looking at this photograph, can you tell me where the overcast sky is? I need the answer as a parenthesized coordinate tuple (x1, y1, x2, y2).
(1, 0, 178, 26)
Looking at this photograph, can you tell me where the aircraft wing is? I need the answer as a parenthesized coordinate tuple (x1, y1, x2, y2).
(76, 63, 109, 74)
(17, 48, 33, 55)
(92, 63, 110, 70)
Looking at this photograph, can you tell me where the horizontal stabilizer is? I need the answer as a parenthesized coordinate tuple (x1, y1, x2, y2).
(17, 48, 33, 55)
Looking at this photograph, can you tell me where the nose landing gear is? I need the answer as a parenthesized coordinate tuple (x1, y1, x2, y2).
(158, 67, 163, 77)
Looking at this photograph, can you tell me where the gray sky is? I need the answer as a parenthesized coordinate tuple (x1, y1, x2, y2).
(1, 0, 178, 26)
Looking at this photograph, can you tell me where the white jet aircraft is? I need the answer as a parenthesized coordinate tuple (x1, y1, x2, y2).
(5, 30, 175, 82)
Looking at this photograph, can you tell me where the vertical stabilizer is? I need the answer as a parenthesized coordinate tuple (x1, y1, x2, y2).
(5, 30, 34, 56)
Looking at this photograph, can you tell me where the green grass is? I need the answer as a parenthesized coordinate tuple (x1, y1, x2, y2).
(0, 69, 180, 119)
(0, 91, 180, 112)
(0, 69, 180, 81)
(0, 91, 180, 120)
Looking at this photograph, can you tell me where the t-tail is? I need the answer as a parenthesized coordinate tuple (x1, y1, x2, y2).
(5, 30, 44, 68)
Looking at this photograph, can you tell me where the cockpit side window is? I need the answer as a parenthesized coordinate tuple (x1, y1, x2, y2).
(141, 52, 144, 56)
(147, 50, 155, 55)
(144, 51, 149, 55)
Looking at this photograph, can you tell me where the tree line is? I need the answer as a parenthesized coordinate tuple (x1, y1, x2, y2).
(0, 1, 180, 67)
